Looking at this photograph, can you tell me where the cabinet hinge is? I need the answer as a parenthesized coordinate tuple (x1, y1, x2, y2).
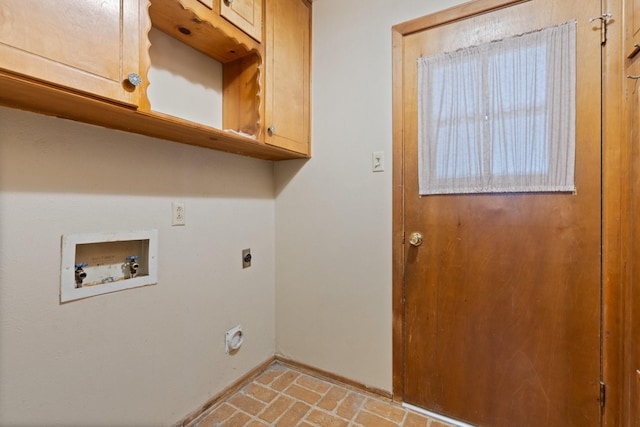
(589, 13, 612, 45)
(599, 381, 606, 408)
(402, 232, 405, 244)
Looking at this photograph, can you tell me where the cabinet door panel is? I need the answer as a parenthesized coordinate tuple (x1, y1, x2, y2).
(627, 0, 640, 57)
(265, 0, 310, 155)
(0, 0, 140, 106)
(220, 0, 262, 42)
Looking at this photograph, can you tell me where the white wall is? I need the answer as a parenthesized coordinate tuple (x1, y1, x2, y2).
(0, 107, 275, 426)
(274, 0, 464, 392)
(148, 27, 224, 129)
(0, 1, 472, 424)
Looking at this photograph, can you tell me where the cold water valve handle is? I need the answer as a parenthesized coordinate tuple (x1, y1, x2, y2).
(126, 256, 140, 278)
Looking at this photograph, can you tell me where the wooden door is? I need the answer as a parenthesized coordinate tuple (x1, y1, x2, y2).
(627, 50, 640, 427)
(0, 0, 141, 106)
(220, 0, 263, 42)
(264, 0, 311, 156)
(394, 0, 602, 426)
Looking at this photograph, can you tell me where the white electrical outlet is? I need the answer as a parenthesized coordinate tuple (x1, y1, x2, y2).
(372, 151, 385, 172)
(172, 202, 186, 226)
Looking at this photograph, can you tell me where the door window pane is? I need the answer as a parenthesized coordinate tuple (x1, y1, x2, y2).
(418, 21, 576, 195)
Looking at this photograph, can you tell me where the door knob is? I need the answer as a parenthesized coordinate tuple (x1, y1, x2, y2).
(408, 232, 423, 247)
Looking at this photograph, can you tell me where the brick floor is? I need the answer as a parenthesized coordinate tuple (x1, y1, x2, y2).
(191, 363, 456, 427)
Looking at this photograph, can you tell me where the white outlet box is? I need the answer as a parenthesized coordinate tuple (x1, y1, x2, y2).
(60, 230, 158, 303)
(172, 202, 186, 226)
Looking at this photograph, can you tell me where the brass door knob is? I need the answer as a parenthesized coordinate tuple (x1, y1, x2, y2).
(408, 232, 423, 247)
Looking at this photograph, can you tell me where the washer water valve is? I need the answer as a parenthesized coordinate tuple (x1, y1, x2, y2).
(74, 263, 88, 288)
(125, 256, 140, 278)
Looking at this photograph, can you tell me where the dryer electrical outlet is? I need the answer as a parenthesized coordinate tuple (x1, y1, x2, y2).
(60, 230, 158, 303)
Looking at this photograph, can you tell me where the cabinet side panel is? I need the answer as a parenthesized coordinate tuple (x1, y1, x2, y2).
(223, 54, 262, 137)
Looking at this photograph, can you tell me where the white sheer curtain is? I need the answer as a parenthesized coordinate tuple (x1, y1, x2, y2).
(417, 21, 576, 195)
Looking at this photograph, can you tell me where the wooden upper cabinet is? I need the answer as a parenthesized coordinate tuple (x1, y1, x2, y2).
(265, 0, 311, 156)
(220, 0, 263, 42)
(0, 0, 310, 160)
(626, 0, 640, 57)
(0, 0, 142, 107)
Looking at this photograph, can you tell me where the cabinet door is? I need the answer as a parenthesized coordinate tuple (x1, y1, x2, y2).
(627, 0, 640, 57)
(265, 0, 311, 156)
(221, 0, 263, 42)
(0, 0, 142, 106)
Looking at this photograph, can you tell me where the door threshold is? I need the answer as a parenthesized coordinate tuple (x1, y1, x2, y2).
(402, 403, 477, 427)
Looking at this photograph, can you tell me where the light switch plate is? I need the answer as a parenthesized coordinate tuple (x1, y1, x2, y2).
(372, 151, 385, 172)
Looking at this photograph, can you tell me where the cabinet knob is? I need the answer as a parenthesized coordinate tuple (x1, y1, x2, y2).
(225, 0, 233, 4)
(267, 124, 275, 135)
(127, 73, 142, 87)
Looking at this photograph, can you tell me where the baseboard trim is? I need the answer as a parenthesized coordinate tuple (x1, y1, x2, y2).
(175, 356, 276, 427)
(175, 355, 393, 426)
(274, 355, 393, 400)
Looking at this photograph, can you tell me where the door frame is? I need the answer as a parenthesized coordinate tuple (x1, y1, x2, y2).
(390, 1, 628, 426)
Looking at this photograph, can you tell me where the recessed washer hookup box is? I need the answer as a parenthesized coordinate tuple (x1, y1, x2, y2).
(60, 230, 158, 303)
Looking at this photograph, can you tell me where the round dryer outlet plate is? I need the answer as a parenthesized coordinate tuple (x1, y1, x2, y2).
(225, 325, 244, 353)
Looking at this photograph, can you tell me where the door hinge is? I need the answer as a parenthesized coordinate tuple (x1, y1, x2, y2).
(599, 381, 606, 408)
(589, 13, 613, 45)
